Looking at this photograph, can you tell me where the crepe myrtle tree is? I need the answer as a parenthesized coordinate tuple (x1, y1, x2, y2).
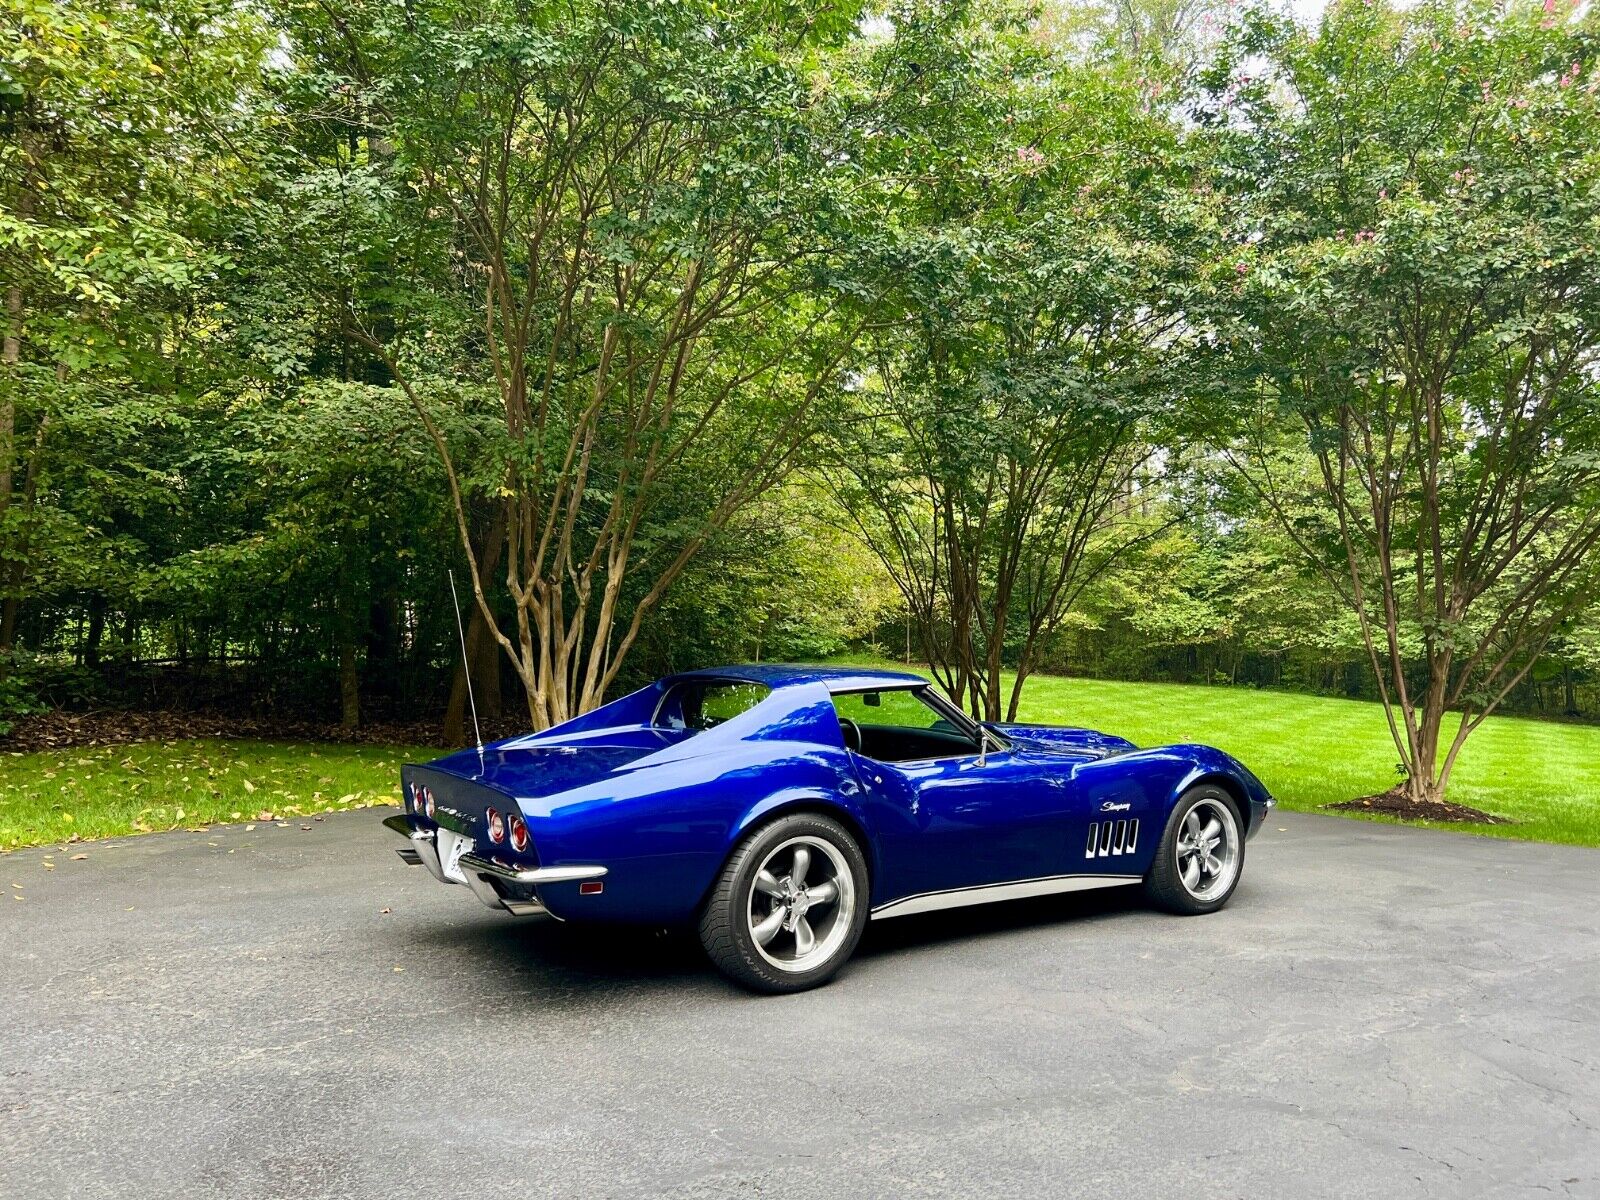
(1208, 0, 1600, 807)
(289, 0, 871, 729)
(827, 2, 1200, 721)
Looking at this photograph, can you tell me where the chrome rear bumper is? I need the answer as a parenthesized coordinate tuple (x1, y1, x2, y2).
(382, 814, 607, 919)
(385, 814, 442, 875)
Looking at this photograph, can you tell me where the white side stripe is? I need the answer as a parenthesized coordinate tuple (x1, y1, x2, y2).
(870, 873, 1139, 920)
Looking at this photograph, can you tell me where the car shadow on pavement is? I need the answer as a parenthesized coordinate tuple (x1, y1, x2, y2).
(408, 917, 714, 992)
(401, 885, 1155, 998)
(855, 885, 1148, 959)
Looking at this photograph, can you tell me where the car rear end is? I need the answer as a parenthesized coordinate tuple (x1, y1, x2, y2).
(387, 763, 601, 918)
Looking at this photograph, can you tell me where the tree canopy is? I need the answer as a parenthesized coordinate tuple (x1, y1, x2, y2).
(2, 0, 1598, 804)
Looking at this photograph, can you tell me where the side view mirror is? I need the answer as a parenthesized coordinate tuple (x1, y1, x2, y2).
(977, 727, 998, 767)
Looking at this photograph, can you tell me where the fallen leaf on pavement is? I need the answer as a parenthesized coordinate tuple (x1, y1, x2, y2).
(256, 811, 274, 822)
(380, 907, 391, 914)
(70, 853, 87, 861)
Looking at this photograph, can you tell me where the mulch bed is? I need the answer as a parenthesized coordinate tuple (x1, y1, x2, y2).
(0, 709, 526, 754)
(1325, 785, 1512, 825)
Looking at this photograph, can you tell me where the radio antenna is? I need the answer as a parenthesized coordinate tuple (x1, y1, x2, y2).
(447, 569, 484, 757)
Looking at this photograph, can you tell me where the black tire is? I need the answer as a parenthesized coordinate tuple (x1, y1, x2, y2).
(698, 811, 870, 994)
(1143, 785, 1245, 915)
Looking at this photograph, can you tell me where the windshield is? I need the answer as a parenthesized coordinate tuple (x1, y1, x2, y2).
(655, 680, 770, 734)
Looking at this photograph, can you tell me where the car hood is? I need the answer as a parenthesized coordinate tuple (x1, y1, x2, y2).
(989, 723, 1136, 759)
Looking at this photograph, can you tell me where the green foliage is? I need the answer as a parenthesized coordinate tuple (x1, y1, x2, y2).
(826, 1, 1224, 718)
(0, 651, 47, 735)
(253, 0, 879, 728)
(1, 0, 278, 656)
(646, 480, 904, 672)
(1, 0, 1598, 792)
(1199, 0, 1600, 798)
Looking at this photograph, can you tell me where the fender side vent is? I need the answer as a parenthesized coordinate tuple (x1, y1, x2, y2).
(1086, 819, 1138, 858)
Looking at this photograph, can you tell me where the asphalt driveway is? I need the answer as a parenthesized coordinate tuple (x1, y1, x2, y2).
(3, 809, 1597, 1199)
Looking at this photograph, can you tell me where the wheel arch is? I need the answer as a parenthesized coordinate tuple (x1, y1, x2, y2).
(702, 792, 876, 909)
(1181, 771, 1253, 836)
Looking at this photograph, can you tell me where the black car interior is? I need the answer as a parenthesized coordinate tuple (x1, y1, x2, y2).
(835, 688, 985, 763)
(840, 719, 979, 762)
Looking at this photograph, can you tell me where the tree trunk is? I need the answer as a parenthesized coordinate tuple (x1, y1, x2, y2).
(0, 586, 18, 653)
(0, 189, 28, 502)
(1406, 715, 1440, 804)
(1400, 658, 1456, 806)
(1005, 664, 1032, 723)
(85, 595, 105, 669)
(0, 414, 47, 653)
(365, 593, 398, 678)
(0, 278, 20, 653)
(1564, 664, 1579, 716)
(0, 280, 18, 504)
(339, 635, 360, 731)
(475, 616, 501, 719)
(444, 599, 503, 746)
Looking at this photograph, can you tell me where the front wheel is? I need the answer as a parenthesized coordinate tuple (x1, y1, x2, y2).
(1143, 786, 1245, 915)
(698, 812, 869, 994)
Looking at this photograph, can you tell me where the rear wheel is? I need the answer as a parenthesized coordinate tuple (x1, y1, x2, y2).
(1143, 786, 1244, 915)
(698, 812, 868, 994)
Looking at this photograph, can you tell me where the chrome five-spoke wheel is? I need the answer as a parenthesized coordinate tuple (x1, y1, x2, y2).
(1175, 798, 1239, 899)
(747, 836, 856, 972)
(1143, 786, 1245, 915)
(699, 812, 869, 993)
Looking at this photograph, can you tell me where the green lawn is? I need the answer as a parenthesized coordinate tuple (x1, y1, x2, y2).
(0, 740, 430, 852)
(4, 673, 1598, 852)
(896, 665, 1600, 847)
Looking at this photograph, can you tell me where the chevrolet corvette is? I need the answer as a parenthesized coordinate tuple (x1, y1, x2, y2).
(385, 665, 1273, 992)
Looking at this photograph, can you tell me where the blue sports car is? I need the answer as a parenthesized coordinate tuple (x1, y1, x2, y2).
(385, 664, 1273, 992)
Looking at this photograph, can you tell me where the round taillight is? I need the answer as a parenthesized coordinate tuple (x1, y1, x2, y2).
(485, 807, 505, 844)
(424, 788, 436, 820)
(509, 814, 529, 854)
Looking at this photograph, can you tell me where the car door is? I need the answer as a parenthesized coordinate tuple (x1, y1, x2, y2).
(834, 688, 1081, 906)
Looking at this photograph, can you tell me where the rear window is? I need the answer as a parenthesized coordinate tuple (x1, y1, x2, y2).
(655, 680, 770, 733)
